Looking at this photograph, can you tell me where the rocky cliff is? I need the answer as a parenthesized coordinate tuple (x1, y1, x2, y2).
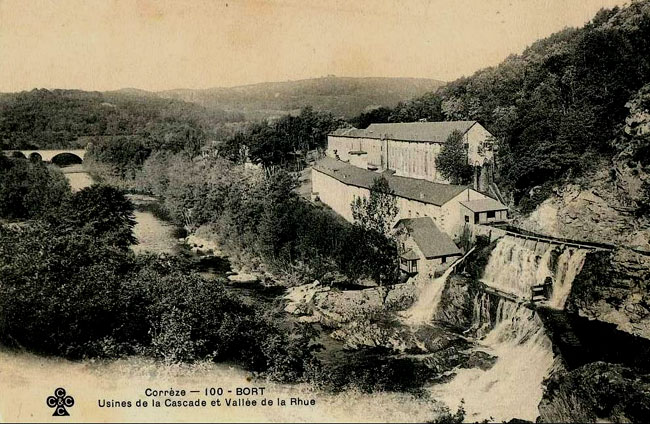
(519, 84, 650, 340)
(539, 362, 650, 423)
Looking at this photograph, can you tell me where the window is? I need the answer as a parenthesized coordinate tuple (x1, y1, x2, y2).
(441, 257, 447, 264)
(464, 215, 469, 223)
(411, 260, 418, 273)
(487, 211, 496, 219)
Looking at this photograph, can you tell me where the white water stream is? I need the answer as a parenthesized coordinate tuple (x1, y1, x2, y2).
(401, 265, 455, 325)
(481, 236, 588, 309)
(431, 297, 555, 422)
(430, 236, 588, 421)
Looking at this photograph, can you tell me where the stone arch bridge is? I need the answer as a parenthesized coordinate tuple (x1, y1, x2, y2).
(3, 149, 87, 164)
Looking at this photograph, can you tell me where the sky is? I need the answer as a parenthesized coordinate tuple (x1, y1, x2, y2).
(0, 0, 627, 92)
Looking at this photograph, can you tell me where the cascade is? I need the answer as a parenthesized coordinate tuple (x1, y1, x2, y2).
(401, 265, 455, 325)
(481, 237, 552, 299)
(430, 236, 588, 421)
(481, 236, 587, 308)
(467, 292, 492, 338)
(432, 297, 555, 422)
(548, 248, 587, 309)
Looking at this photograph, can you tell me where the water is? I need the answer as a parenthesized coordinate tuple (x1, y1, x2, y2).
(549, 248, 587, 309)
(56, 171, 455, 421)
(431, 297, 555, 422)
(481, 236, 587, 309)
(469, 292, 492, 338)
(401, 265, 455, 325)
(428, 236, 587, 421)
(62, 166, 94, 192)
(481, 237, 552, 299)
(131, 209, 179, 255)
(64, 170, 180, 255)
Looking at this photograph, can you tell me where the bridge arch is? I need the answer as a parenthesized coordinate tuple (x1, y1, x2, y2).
(2, 149, 87, 163)
(51, 152, 83, 166)
(29, 152, 42, 162)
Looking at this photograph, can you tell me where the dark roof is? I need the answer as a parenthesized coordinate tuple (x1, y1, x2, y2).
(395, 217, 462, 259)
(460, 198, 508, 212)
(313, 157, 468, 207)
(330, 121, 479, 143)
(400, 249, 420, 260)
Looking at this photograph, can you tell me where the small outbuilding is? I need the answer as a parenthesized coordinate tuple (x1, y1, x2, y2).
(460, 198, 508, 225)
(394, 217, 463, 276)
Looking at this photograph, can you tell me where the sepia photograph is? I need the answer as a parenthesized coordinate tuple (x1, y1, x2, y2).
(1, 0, 650, 422)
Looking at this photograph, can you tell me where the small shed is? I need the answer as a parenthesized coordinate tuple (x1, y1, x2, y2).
(394, 217, 463, 276)
(460, 198, 508, 225)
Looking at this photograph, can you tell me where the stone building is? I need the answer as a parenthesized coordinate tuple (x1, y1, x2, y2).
(326, 121, 495, 183)
(394, 217, 463, 276)
(311, 156, 505, 238)
(460, 198, 509, 225)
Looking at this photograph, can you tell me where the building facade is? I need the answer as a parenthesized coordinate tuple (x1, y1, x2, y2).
(394, 217, 463, 277)
(326, 121, 496, 183)
(312, 156, 500, 239)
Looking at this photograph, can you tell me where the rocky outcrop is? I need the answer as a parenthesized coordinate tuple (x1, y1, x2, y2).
(330, 320, 467, 353)
(517, 87, 650, 341)
(434, 274, 475, 330)
(566, 249, 650, 340)
(284, 280, 418, 327)
(518, 175, 649, 250)
(539, 362, 650, 423)
(519, 84, 650, 251)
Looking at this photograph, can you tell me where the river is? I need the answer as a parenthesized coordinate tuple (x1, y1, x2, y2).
(0, 167, 453, 422)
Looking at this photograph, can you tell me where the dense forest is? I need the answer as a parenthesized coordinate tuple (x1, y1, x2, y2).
(0, 89, 243, 150)
(351, 2, 650, 211)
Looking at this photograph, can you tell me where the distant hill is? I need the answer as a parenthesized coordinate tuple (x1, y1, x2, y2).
(0, 89, 242, 150)
(155, 76, 445, 119)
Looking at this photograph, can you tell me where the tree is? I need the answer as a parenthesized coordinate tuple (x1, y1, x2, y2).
(351, 176, 399, 235)
(0, 156, 71, 220)
(48, 185, 137, 249)
(350, 176, 400, 298)
(436, 130, 473, 185)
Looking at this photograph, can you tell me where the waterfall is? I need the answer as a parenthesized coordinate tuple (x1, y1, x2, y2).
(431, 297, 555, 422)
(548, 248, 587, 309)
(481, 237, 552, 299)
(401, 265, 455, 326)
(481, 236, 587, 309)
(430, 236, 588, 421)
(467, 292, 492, 338)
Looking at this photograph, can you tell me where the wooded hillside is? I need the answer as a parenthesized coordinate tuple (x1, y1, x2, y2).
(355, 1, 650, 211)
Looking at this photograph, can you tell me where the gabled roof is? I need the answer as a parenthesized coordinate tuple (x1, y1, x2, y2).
(395, 217, 462, 259)
(313, 157, 468, 207)
(400, 249, 420, 260)
(460, 198, 508, 213)
(329, 121, 479, 143)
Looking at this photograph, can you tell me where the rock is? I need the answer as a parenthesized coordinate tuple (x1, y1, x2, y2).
(283, 280, 418, 327)
(539, 362, 650, 423)
(566, 249, 650, 340)
(435, 274, 474, 329)
(330, 317, 468, 354)
(460, 349, 497, 371)
(185, 234, 223, 256)
(227, 273, 259, 284)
